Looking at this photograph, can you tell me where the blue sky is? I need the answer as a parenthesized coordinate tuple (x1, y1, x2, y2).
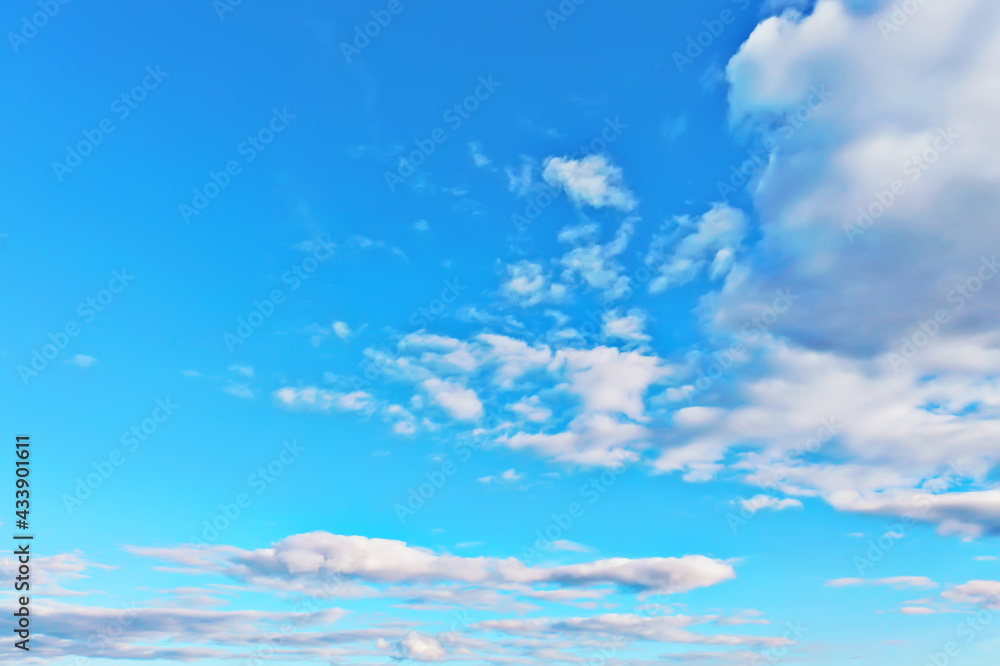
(3, 0, 1000, 663)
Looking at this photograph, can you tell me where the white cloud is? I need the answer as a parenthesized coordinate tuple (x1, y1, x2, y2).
(505, 156, 534, 196)
(603, 310, 651, 343)
(900, 606, 937, 615)
(510, 396, 553, 422)
(827, 576, 937, 589)
(478, 469, 522, 485)
(551, 540, 592, 553)
(557, 346, 666, 421)
(477, 334, 552, 388)
(228, 364, 254, 378)
(737, 494, 803, 513)
(500, 346, 668, 467)
(542, 154, 637, 211)
(421, 377, 483, 421)
(132, 531, 737, 596)
(656, 338, 1000, 535)
(500, 261, 567, 307)
(333, 321, 352, 340)
(397, 631, 447, 661)
(273, 387, 377, 415)
(715, 0, 1000, 355)
(559, 218, 636, 301)
(646, 203, 747, 293)
(468, 141, 492, 168)
(943, 580, 1000, 608)
(66, 354, 97, 369)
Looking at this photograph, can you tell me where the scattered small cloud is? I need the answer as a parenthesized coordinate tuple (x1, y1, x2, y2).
(478, 469, 523, 485)
(542, 155, 637, 211)
(827, 577, 938, 589)
(736, 495, 803, 514)
(66, 354, 97, 369)
(333, 321, 352, 341)
(469, 141, 492, 168)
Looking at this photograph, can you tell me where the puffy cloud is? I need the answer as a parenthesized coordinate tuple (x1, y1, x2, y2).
(714, 0, 1000, 356)
(559, 218, 636, 300)
(556, 346, 667, 420)
(509, 396, 553, 423)
(132, 531, 736, 596)
(646, 203, 747, 293)
(656, 338, 1000, 534)
(542, 154, 637, 211)
(502, 413, 649, 467)
(943, 580, 1000, 608)
(397, 631, 447, 661)
(737, 495, 803, 513)
(602, 310, 651, 343)
(333, 321, 352, 340)
(826, 489, 1000, 540)
(421, 377, 484, 421)
(500, 261, 567, 306)
(477, 334, 552, 388)
(500, 346, 668, 466)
